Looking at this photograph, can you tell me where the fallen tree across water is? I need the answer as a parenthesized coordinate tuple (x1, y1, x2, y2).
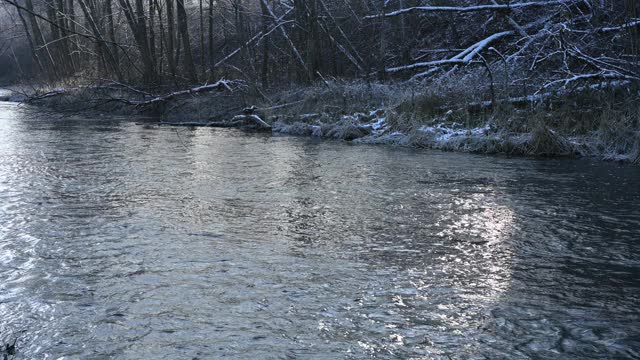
(20, 79, 238, 111)
(156, 110, 271, 131)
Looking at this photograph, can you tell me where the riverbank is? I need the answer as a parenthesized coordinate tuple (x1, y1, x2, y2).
(4, 80, 639, 164)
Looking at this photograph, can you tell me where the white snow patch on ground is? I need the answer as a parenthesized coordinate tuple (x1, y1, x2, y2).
(418, 123, 490, 143)
(356, 109, 388, 135)
(272, 109, 638, 163)
(361, 116, 388, 134)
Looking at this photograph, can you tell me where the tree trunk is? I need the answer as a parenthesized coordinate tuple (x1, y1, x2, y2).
(208, 0, 214, 79)
(104, 0, 119, 70)
(45, 0, 63, 72)
(67, 0, 82, 69)
(16, 5, 45, 75)
(199, 0, 204, 66)
(176, 0, 198, 82)
(165, 0, 176, 77)
(77, 0, 121, 78)
(56, 0, 75, 74)
(306, 0, 320, 80)
(153, 0, 165, 80)
(25, 0, 58, 78)
(149, 0, 156, 62)
(293, 0, 307, 81)
(260, 0, 270, 87)
(117, 0, 158, 83)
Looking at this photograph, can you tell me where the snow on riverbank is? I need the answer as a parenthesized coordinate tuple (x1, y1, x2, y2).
(273, 110, 640, 163)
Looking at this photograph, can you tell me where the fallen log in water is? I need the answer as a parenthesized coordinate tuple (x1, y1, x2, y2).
(157, 113, 271, 131)
(157, 121, 211, 126)
(230, 114, 271, 129)
(17, 80, 237, 108)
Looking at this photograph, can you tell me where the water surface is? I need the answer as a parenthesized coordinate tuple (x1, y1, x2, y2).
(1, 102, 639, 359)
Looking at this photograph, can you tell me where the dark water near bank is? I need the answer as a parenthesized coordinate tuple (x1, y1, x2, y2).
(1, 102, 639, 359)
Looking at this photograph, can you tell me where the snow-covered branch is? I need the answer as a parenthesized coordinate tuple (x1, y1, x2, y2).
(461, 31, 514, 62)
(386, 31, 513, 73)
(600, 19, 640, 33)
(364, 1, 571, 19)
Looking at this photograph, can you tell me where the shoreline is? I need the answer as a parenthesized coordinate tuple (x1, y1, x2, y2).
(271, 111, 639, 164)
(2, 84, 638, 165)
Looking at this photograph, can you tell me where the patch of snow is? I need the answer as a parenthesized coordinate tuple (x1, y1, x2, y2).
(359, 112, 388, 135)
(418, 123, 490, 142)
(361, 117, 387, 132)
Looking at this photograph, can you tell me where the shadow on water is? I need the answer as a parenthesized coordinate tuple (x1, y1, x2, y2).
(478, 161, 640, 359)
(1, 102, 639, 359)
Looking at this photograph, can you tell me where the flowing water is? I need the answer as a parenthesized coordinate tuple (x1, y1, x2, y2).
(0, 101, 639, 359)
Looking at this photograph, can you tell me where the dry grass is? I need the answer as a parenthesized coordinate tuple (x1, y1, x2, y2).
(526, 124, 575, 157)
(322, 117, 371, 140)
(261, 80, 413, 119)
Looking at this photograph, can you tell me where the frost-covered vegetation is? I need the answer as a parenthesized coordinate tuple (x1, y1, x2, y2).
(0, 0, 639, 162)
(267, 79, 639, 162)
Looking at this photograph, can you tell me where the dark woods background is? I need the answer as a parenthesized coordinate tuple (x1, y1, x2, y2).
(0, 0, 638, 97)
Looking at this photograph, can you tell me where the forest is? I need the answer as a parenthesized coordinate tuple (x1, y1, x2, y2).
(0, 0, 639, 161)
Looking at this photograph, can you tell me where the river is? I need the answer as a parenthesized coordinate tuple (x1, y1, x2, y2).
(0, 101, 639, 359)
